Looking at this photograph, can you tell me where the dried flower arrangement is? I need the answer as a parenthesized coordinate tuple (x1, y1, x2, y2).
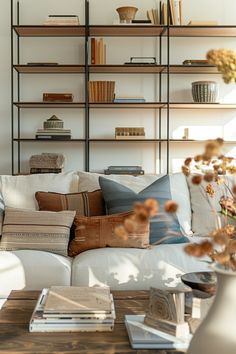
(207, 49, 236, 84)
(115, 198, 179, 245)
(182, 138, 236, 270)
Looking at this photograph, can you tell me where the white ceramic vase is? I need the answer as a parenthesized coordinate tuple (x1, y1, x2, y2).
(187, 266, 236, 354)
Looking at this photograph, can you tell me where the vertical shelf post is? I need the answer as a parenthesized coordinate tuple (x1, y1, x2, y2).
(11, 0, 14, 175)
(166, 0, 170, 174)
(85, 0, 90, 171)
(17, 0, 21, 174)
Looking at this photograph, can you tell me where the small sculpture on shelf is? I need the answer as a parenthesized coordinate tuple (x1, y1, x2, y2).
(36, 115, 71, 140)
(116, 6, 138, 24)
(29, 153, 65, 174)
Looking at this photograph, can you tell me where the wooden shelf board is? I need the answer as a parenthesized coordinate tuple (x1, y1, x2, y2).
(90, 139, 167, 142)
(14, 65, 85, 74)
(89, 25, 165, 37)
(13, 102, 85, 108)
(168, 103, 236, 109)
(89, 102, 165, 109)
(13, 25, 86, 37)
(167, 26, 236, 37)
(166, 65, 218, 74)
(89, 65, 164, 74)
(13, 138, 85, 142)
(169, 139, 236, 144)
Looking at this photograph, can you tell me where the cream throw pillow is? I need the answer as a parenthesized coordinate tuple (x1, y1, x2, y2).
(0, 208, 76, 256)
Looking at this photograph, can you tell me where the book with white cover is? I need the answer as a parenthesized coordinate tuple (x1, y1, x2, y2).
(44, 286, 112, 314)
(125, 315, 191, 349)
(29, 289, 115, 332)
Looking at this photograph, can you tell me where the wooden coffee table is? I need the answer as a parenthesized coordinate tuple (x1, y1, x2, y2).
(0, 290, 186, 354)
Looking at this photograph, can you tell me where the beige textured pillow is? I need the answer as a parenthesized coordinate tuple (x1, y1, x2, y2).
(0, 208, 76, 256)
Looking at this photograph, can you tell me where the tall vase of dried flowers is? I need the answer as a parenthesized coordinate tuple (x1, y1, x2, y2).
(187, 266, 236, 354)
(183, 139, 236, 354)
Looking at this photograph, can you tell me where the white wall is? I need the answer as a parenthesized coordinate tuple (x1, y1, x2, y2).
(0, 0, 236, 174)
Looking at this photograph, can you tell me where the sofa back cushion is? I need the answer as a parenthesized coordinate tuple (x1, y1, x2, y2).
(68, 212, 149, 257)
(187, 175, 236, 236)
(99, 175, 189, 245)
(35, 190, 105, 216)
(0, 172, 79, 211)
(0, 208, 75, 256)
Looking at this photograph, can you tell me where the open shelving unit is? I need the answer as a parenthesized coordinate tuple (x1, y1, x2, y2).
(11, 0, 236, 175)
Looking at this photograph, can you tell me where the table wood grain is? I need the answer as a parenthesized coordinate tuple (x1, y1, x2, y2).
(0, 290, 186, 354)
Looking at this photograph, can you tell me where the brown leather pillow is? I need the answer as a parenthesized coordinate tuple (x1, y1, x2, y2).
(35, 190, 105, 216)
(68, 212, 149, 257)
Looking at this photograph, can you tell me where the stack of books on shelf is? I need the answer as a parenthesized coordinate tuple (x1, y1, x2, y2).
(43, 93, 74, 103)
(36, 115, 71, 140)
(104, 166, 144, 176)
(30, 286, 115, 332)
(114, 96, 146, 103)
(44, 15, 80, 26)
(160, 0, 182, 25)
(147, 9, 159, 24)
(115, 127, 146, 139)
(91, 38, 107, 65)
(89, 81, 115, 102)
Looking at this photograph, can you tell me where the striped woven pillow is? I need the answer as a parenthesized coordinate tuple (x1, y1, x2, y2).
(0, 208, 75, 256)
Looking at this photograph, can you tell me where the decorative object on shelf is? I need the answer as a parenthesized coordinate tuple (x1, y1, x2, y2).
(44, 115, 64, 129)
(29, 153, 65, 174)
(44, 15, 80, 26)
(36, 117, 71, 140)
(188, 20, 218, 26)
(104, 166, 144, 176)
(116, 6, 138, 24)
(183, 59, 209, 66)
(88, 81, 115, 102)
(27, 62, 59, 66)
(207, 49, 236, 83)
(114, 96, 145, 103)
(124, 57, 157, 65)
(115, 127, 145, 139)
(182, 128, 189, 140)
(182, 139, 236, 354)
(132, 19, 151, 24)
(144, 287, 190, 337)
(43, 93, 74, 103)
(91, 38, 106, 65)
(191, 81, 219, 103)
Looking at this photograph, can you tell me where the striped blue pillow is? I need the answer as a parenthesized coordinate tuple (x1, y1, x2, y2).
(99, 175, 189, 245)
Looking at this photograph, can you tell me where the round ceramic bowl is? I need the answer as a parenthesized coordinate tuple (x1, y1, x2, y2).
(116, 6, 138, 23)
(181, 271, 217, 295)
(192, 81, 219, 103)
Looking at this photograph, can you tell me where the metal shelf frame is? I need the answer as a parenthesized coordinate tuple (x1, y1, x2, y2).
(11, 0, 236, 175)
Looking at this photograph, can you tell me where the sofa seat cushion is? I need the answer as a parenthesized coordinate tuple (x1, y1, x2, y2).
(0, 250, 72, 298)
(71, 245, 209, 291)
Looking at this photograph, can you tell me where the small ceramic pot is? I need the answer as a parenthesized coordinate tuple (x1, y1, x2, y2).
(192, 81, 219, 103)
(116, 6, 138, 23)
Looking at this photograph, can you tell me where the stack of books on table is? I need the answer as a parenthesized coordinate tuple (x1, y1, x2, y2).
(30, 286, 115, 332)
(44, 15, 80, 26)
(36, 129, 71, 140)
(125, 315, 191, 350)
(114, 96, 145, 103)
(104, 166, 144, 175)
